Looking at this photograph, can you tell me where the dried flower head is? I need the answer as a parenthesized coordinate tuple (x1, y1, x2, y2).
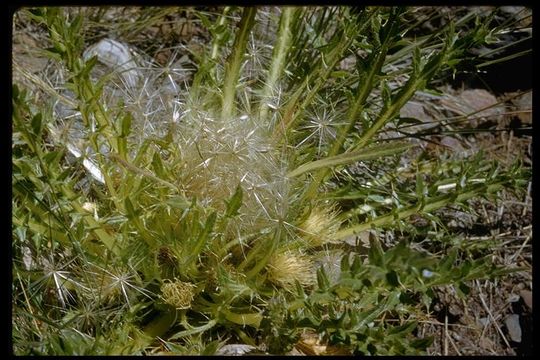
(160, 279, 196, 309)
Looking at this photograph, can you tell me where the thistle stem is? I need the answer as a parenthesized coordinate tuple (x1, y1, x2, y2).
(221, 7, 257, 120)
(335, 182, 505, 239)
(258, 7, 296, 123)
(301, 9, 397, 202)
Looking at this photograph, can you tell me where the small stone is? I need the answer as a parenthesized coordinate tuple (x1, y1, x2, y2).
(22, 246, 35, 271)
(440, 89, 504, 128)
(287, 347, 306, 356)
(513, 92, 532, 124)
(478, 317, 489, 327)
(215, 344, 257, 356)
(519, 290, 532, 311)
(399, 101, 436, 132)
(440, 136, 464, 152)
(505, 314, 522, 343)
(356, 231, 372, 247)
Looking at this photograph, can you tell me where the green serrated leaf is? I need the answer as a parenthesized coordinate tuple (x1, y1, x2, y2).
(368, 236, 385, 267)
(225, 185, 243, 218)
(457, 281, 471, 297)
(152, 151, 166, 179)
(185, 212, 217, 267)
(78, 55, 98, 78)
(333, 284, 355, 300)
(340, 253, 351, 272)
(388, 321, 417, 336)
(386, 270, 400, 287)
(43, 150, 64, 165)
(460, 259, 473, 278)
(439, 248, 457, 272)
(42, 46, 65, 60)
(221, 308, 262, 327)
(117, 137, 128, 159)
(70, 14, 83, 34)
(295, 280, 306, 298)
(310, 291, 334, 305)
(316, 267, 331, 291)
(31, 113, 43, 136)
(120, 112, 132, 138)
(165, 196, 190, 210)
(124, 197, 137, 219)
(351, 255, 363, 274)
(409, 336, 433, 350)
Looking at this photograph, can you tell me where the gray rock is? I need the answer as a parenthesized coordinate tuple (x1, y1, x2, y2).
(505, 314, 522, 343)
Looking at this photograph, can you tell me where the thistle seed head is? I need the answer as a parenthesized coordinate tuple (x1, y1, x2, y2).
(177, 108, 289, 233)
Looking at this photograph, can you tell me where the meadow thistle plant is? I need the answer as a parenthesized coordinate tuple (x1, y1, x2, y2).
(12, 6, 530, 355)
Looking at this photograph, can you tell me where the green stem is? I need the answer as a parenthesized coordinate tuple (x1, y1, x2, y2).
(221, 308, 262, 327)
(170, 317, 218, 339)
(335, 182, 504, 240)
(216, 230, 266, 259)
(211, 7, 232, 61)
(355, 75, 424, 151)
(221, 7, 257, 120)
(302, 41, 449, 203)
(331, 42, 392, 156)
(288, 141, 412, 178)
(276, 10, 374, 139)
(238, 227, 280, 279)
(107, 152, 180, 192)
(142, 306, 178, 339)
(300, 36, 394, 201)
(258, 7, 296, 123)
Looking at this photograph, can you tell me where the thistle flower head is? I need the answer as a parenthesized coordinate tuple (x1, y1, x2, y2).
(267, 250, 315, 289)
(299, 203, 341, 248)
(160, 279, 196, 309)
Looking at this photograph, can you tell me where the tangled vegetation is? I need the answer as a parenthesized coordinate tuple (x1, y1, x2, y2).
(12, 6, 530, 355)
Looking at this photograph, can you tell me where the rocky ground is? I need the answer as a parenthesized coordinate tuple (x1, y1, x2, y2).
(404, 88, 532, 355)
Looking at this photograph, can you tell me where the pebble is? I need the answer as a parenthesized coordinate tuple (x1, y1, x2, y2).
(215, 344, 257, 356)
(504, 314, 522, 343)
